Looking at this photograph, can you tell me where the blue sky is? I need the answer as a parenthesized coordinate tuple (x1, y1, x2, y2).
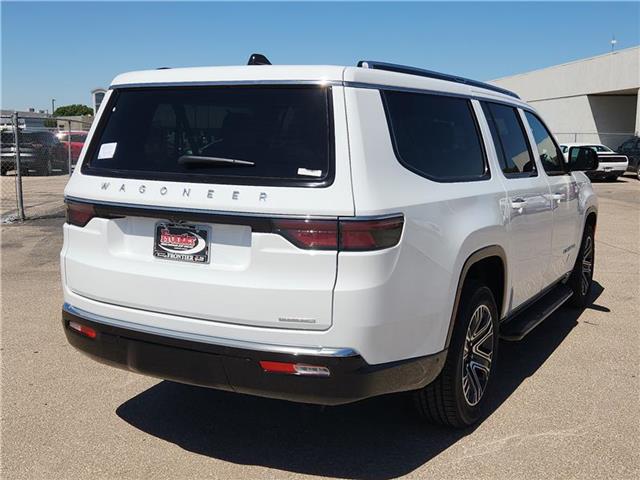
(2, 1, 639, 111)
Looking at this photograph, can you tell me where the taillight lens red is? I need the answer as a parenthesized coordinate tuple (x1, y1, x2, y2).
(68, 321, 97, 339)
(340, 217, 404, 251)
(273, 215, 403, 251)
(272, 219, 339, 250)
(66, 202, 96, 227)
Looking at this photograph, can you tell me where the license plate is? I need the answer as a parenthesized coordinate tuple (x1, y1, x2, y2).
(153, 222, 210, 263)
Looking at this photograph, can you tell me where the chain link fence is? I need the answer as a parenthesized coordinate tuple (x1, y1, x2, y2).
(1, 112, 93, 222)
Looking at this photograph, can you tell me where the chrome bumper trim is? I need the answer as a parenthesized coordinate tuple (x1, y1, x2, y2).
(62, 303, 359, 358)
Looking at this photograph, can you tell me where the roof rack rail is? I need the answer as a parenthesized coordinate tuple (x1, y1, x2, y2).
(357, 60, 520, 99)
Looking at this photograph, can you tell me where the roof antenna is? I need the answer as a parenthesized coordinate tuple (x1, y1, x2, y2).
(248, 53, 271, 66)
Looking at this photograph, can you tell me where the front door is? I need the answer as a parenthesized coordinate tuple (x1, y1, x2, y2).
(523, 111, 581, 283)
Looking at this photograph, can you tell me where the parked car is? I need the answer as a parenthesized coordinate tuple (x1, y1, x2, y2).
(1, 129, 67, 176)
(61, 57, 598, 428)
(617, 136, 640, 180)
(56, 130, 87, 164)
(559, 143, 628, 181)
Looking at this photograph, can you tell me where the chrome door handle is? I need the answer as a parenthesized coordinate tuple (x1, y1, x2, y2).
(510, 198, 527, 209)
(550, 193, 565, 201)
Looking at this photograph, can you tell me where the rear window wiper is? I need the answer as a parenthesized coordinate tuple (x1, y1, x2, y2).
(178, 155, 255, 167)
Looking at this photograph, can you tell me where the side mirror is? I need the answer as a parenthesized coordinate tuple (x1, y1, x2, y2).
(568, 146, 599, 172)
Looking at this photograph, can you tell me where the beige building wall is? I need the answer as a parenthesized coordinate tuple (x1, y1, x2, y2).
(491, 46, 640, 148)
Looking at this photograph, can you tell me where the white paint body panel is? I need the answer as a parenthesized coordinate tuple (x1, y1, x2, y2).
(61, 64, 598, 365)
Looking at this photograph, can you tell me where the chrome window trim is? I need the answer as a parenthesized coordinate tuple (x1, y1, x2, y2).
(63, 303, 359, 358)
(109, 80, 343, 89)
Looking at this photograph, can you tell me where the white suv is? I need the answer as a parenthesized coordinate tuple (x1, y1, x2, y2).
(61, 56, 598, 427)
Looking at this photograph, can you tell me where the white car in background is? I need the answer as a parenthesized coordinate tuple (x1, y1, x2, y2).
(560, 143, 628, 181)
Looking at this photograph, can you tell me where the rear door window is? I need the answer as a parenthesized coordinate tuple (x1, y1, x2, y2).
(382, 90, 488, 181)
(481, 102, 536, 177)
(83, 86, 334, 187)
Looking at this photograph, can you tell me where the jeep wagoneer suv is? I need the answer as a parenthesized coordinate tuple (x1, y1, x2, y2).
(61, 56, 598, 427)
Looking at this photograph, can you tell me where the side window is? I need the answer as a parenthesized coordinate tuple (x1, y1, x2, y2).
(382, 91, 488, 181)
(524, 111, 565, 174)
(481, 102, 536, 176)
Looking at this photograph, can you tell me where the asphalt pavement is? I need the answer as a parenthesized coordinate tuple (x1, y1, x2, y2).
(1, 174, 638, 479)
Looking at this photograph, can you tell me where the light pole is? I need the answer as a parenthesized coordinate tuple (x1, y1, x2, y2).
(51, 98, 56, 116)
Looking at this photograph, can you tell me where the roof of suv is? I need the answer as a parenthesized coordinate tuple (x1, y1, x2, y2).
(110, 65, 527, 107)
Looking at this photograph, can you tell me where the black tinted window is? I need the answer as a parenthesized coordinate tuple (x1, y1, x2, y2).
(481, 102, 535, 176)
(524, 111, 565, 174)
(84, 86, 333, 186)
(382, 91, 487, 181)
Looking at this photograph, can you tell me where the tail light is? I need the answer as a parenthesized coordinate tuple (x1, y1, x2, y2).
(272, 219, 338, 250)
(66, 201, 96, 227)
(340, 216, 404, 251)
(272, 215, 403, 251)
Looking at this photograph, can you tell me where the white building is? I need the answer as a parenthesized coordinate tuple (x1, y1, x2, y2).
(491, 46, 639, 149)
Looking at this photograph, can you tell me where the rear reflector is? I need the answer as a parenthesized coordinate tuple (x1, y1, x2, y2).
(272, 215, 403, 251)
(66, 202, 96, 227)
(68, 321, 97, 339)
(259, 360, 331, 377)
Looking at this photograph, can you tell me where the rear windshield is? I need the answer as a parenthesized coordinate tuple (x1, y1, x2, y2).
(82, 86, 334, 187)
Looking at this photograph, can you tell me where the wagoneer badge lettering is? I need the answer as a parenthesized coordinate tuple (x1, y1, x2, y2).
(97, 182, 268, 202)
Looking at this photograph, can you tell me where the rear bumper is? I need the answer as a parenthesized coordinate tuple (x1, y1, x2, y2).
(586, 167, 627, 178)
(62, 303, 446, 405)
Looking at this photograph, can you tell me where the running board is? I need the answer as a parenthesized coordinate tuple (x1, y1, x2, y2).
(500, 284, 573, 341)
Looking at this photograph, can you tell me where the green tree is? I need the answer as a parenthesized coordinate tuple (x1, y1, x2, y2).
(53, 104, 93, 116)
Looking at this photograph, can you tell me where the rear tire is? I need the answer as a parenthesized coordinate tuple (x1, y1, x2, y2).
(414, 281, 499, 428)
(568, 224, 595, 308)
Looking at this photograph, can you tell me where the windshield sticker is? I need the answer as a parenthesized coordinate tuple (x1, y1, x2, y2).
(98, 142, 117, 159)
(297, 168, 322, 177)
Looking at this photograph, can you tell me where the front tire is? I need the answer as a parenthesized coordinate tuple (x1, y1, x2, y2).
(568, 224, 595, 308)
(414, 281, 499, 428)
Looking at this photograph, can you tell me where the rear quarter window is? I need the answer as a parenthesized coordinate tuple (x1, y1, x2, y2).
(82, 86, 334, 187)
(381, 90, 488, 181)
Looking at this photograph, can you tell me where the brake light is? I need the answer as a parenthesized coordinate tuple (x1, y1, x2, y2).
(66, 202, 96, 227)
(340, 217, 404, 251)
(272, 219, 338, 250)
(272, 215, 404, 251)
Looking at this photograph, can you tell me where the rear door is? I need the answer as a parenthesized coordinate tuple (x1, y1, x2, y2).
(481, 102, 553, 308)
(63, 84, 353, 331)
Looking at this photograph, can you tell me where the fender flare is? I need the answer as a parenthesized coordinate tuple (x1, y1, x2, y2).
(444, 245, 508, 349)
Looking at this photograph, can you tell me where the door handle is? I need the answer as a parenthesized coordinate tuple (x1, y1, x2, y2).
(510, 198, 527, 209)
(550, 193, 565, 201)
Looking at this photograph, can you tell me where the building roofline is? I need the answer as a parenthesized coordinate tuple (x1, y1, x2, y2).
(489, 45, 640, 82)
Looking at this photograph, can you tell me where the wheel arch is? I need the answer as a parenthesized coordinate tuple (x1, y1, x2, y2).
(444, 245, 508, 349)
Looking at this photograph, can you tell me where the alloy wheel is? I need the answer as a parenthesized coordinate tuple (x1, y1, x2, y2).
(581, 236, 593, 296)
(461, 304, 494, 406)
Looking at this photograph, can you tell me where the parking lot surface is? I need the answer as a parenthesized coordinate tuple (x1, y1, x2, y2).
(1, 175, 638, 479)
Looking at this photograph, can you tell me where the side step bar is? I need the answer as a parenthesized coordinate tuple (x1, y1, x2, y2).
(500, 284, 573, 341)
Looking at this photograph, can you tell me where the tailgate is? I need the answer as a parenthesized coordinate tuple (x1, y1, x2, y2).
(63, 82, 353, 331)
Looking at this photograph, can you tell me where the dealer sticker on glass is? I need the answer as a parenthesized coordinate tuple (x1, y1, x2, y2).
(153, 222, 210, 263)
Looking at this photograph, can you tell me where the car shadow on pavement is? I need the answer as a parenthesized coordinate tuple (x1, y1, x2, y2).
(116, 283, 605, 479)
